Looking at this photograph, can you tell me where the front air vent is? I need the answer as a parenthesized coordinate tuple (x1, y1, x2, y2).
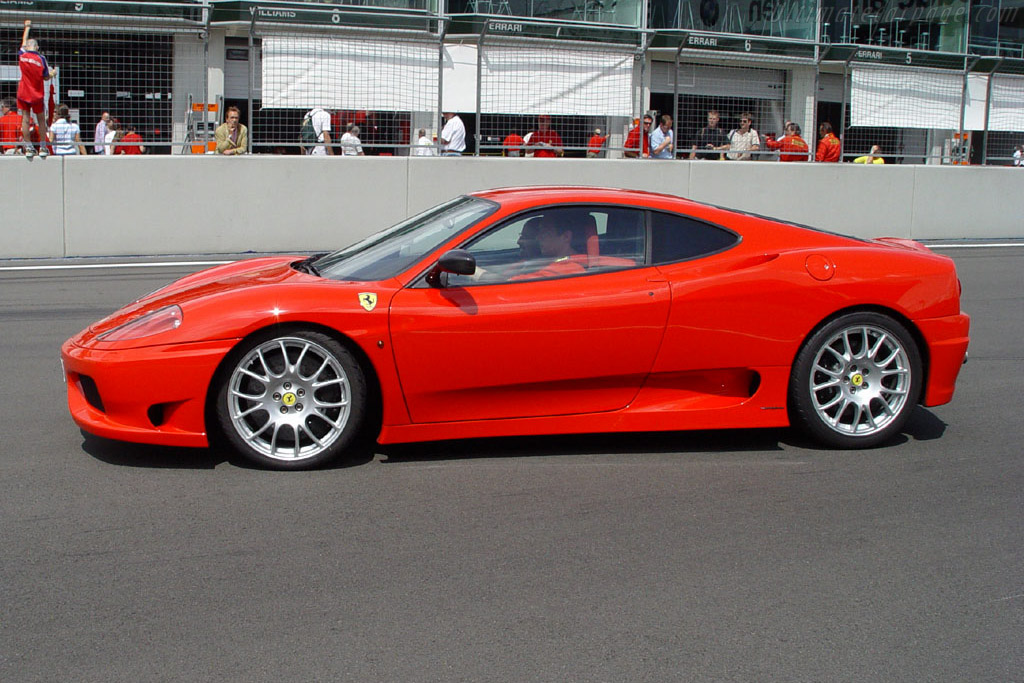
(79, 375, 105, 412)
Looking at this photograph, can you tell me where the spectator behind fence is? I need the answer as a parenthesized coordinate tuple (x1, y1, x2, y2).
(18, 20, 55, 159)
(587, 128, 606, 158)
(413, 128, 436, 156)
(103, 119, 120, 156)
(764, 122, 809, 162)
(340, 124, 365, 156)
(624, 115, 652, 158)
(816, 122, 841, 162)
(48, 104, 86, 156)
(1013, 145, 1023, 167)
(853, 145, 885, 164)
(94, 111, 110, 155)
(303, 107, 333, 156)
(117, 124, 144, 155)
(1, 98, 21, 154)
(503, 131, 525, 157)
(690, 109, 729, 160)
(650, 114, 675, 159)
(726, 113, 760, 161)
(530, 115, 563, 158)
(214, 106, 247, 155)
(440, 111, 465, 156)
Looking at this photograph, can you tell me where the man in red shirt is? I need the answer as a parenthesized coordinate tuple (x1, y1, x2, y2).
(764, 122, 810, 162)
(502, 131, 525, 156)
(529, 115, 562, 158)
(816, 121, 841, 162)
(0, 99, 22, 154)
(624, 115, 652, 158)
(17, 20, 54, 158)
(115, 125, 144, 155)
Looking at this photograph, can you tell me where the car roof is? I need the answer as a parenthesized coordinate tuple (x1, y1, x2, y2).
(469, 186, 865, 249)
(471, 186, 695, 207)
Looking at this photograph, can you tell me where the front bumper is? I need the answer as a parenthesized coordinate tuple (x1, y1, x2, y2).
(62, 338, 237, 448)
(917, 312, 970, 407)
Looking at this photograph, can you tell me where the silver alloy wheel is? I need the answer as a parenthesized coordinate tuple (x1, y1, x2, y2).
(809, 324, 912, 437)
(226, 336, 351, 461)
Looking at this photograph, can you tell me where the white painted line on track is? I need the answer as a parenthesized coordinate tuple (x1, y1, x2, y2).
(927, 243, 1024, 249)
(0, 261, 232, 272)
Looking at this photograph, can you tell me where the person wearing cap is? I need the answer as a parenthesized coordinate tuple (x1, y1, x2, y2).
(529, 115, 562, 158)
(624, 115, 652, 158)
(440, 111, 465, 156)
(587, 128, 606, 158)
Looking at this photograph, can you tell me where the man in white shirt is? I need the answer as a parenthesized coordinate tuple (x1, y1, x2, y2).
(726, 112, 760, 161)
(306, 107, 333, 156)
(412, 128, 436, 156)
(94, 111, 109, 155)
(340, 124, 364, 156)
(440, 111, 465, 156)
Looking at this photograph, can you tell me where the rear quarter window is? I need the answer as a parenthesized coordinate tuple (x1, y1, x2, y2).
(650, 212, 739, 264)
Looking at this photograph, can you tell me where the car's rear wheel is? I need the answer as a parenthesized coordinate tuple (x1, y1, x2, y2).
(215, 330, 365, 469)
(790, 312, 921, 449)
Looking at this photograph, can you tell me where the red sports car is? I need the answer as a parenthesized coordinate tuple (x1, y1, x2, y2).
(62, 187, 969, 469)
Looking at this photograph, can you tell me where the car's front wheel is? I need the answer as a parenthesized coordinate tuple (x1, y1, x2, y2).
(215, 330, 366, 469)
(789, 312, 922, 449)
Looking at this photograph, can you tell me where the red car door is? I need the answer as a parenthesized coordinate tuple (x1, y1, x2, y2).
(389, 268, 671, 423)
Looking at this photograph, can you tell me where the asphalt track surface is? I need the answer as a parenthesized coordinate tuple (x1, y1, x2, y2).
(1, 247, 1021, 682)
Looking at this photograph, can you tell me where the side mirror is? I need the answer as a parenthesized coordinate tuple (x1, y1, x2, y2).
(426, 249, 476, 288)
(438, 249, 476, 275)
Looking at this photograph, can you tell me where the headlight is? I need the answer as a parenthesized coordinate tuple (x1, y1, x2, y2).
(99, 305, 183, 342)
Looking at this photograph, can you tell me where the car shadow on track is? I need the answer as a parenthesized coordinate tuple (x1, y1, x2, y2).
(79, 406, 947, 470)
(78, 430, 376, 471)
(378, 428, 792, 464)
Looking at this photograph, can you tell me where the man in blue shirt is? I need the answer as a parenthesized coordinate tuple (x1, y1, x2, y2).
(650, 114, 675, 160)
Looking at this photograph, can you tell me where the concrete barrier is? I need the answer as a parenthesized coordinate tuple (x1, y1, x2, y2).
(1, 155, 1021, 259)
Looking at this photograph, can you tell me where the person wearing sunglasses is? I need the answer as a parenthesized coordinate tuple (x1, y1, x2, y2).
(726, 112, 760, 161)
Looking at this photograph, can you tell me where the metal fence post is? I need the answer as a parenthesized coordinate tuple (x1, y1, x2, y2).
(981, 58, 1002, 165)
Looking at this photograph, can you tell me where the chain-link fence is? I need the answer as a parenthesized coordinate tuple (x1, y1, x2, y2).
(0, 1, 205, 155)
(982, 70, 1024, 166)
(841, 62, 970, 164)
(248, 7, 443, 155)
(669, 59, 799, 161)
(2, 2, 1023, 164)
(475, 22, 643, 157)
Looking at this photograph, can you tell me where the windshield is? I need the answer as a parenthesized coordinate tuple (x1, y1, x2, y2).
(312, 196, 497, 282)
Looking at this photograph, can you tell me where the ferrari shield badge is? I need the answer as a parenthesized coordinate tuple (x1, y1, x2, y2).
(358, 293, 377, 312)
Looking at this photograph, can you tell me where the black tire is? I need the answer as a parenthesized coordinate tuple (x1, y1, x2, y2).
(789, 312, 922, 449)
(215, 329, 366, 470)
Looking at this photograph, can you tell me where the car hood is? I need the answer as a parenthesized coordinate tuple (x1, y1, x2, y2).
(86, 256, 308, 338)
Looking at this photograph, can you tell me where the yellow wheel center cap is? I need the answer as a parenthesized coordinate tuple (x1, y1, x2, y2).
(851, 374, 864, 387)
(282, 392, 297, 406)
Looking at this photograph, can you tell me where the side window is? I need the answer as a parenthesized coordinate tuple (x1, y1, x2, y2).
(650, 212, 738, 264)
(446, 206, 645, 287)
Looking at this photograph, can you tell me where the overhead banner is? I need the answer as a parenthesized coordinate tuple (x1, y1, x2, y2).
(850, 66, 963, 129)
(260, 36, 438, 111)
(479, 46, 634, 116)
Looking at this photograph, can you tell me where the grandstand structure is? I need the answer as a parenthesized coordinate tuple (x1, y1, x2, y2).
(1, 0, 1022, 163)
